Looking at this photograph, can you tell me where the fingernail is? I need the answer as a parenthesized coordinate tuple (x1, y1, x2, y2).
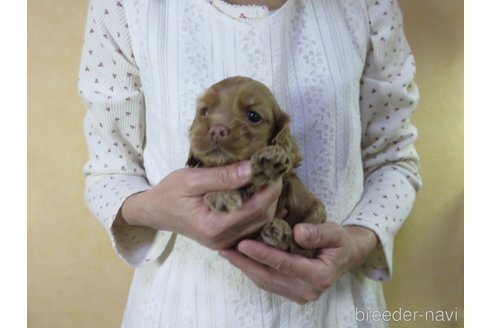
(237, 161, 252, 181)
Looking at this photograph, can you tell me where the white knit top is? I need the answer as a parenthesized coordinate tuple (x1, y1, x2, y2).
(78, 0, 421, 326)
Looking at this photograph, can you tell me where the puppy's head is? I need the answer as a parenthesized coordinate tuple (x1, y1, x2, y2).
(187, 76, 301, 168)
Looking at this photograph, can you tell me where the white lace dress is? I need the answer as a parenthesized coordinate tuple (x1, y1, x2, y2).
(78, 0, 421, 326)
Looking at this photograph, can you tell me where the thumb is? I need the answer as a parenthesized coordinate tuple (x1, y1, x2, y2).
(293, 222, 344, 249)
(186, 160, 252, 195)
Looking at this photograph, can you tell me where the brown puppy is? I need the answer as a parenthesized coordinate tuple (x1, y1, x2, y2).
(187, 76, 326, 257)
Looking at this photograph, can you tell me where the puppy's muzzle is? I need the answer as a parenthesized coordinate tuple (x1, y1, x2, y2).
(209, 125, 230, 144)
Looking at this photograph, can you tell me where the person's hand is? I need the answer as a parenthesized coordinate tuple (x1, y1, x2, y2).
(219, 223, 378, 304)
(119, 161, 282, 250)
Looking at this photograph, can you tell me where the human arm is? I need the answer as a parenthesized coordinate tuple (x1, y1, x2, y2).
(78, 0, 162, 266)
(119, 163, 282, 251)
(79, 0, 281, 265)
(341, 0, 421, 281)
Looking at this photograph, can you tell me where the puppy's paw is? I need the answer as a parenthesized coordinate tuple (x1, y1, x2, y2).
(204, 191, 243, 212)
(259, 219, 317, 258)
(259, 219, 293, 251)
(252, 146, 291, 180)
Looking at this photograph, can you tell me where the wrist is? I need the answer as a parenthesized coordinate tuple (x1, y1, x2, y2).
(119, 190, 154, 227)
(343, 225, 379, 270)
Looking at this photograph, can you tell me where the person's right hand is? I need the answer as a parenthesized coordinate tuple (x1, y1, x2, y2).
(120, 161, 282, 250)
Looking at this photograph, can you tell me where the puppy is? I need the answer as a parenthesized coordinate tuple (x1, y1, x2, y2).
(187, 76, 326, 257)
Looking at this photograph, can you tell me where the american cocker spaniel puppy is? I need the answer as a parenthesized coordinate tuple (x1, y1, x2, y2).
(187, 76, 326, 257)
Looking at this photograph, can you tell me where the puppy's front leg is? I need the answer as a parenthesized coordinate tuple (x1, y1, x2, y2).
(250, 145, 292, 189)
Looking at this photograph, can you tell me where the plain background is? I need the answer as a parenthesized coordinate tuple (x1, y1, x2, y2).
(28, 0, 464, 327)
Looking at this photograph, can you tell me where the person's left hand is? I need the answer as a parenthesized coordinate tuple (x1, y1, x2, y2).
(219, 222, 378, 304)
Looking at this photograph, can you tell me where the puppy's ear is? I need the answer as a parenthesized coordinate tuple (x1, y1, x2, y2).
(270, 109, 303, 168)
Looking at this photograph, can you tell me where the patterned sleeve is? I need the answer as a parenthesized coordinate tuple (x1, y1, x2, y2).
(342, 0, 422, 281)
(78, 0, 172, 267)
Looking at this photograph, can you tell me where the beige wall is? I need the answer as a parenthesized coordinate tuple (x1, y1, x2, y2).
(28, 0, 463, 327)
(384, 1, 464, 327)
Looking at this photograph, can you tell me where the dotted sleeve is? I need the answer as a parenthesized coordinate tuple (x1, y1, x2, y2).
(78, 0, 172, 267)
(343, 0, 422, 281)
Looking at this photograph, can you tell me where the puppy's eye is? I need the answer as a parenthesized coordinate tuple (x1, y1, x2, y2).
(245, 110, 262, 124)
(200, 107, 209, 117)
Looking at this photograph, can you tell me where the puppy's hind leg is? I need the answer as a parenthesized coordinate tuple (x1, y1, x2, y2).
(303, 198, 327, 225)
(258, 218, 293, 252)
(204, 190, 243, 212)
(259, 218, 319, 258)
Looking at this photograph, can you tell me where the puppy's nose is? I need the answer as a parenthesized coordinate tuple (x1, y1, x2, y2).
(209, 125, 229, 142)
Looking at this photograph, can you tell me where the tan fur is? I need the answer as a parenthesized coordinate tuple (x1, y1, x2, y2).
(187, 76, 326, 257)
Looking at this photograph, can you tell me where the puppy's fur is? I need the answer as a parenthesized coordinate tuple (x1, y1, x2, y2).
(187, 76, 326, 257)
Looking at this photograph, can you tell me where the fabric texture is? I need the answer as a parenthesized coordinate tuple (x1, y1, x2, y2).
(209, 0, 271, 21)
(78, 0, 421, 326)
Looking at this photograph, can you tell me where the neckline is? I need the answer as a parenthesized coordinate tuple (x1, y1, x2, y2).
(209, 0, 270, 21)
(195, 0, 294, 27)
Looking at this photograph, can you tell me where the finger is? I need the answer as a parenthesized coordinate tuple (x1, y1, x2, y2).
(293, 222, 345, 249)
(237, 239, 335, 291)
(242, 179, 282, 214)
(237, 239, 312, 275)
(228, 180, 282, 230)
(193, 180, 282, 248)
(184, 161, 252, 195)
(219, 249, 317, 304)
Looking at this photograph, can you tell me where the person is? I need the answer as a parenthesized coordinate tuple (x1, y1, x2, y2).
(78, 0, 421, 326)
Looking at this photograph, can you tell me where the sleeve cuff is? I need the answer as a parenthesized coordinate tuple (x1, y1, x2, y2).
(342, 220, 393, 281)
(111, 224, 175, 267)
(342, 167, 418, 281)
(85, 174, 173, 267)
